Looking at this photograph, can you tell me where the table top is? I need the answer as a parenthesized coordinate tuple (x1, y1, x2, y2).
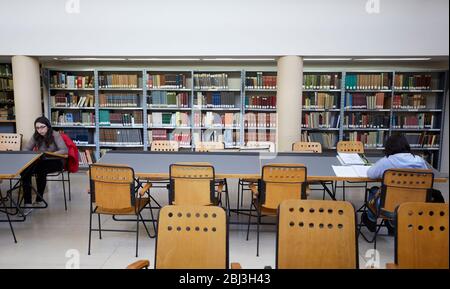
(97, 151, 448, 182)
(0, 151, 42, 179)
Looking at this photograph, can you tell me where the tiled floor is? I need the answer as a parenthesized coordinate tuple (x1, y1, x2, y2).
(0, 173, 447, 269)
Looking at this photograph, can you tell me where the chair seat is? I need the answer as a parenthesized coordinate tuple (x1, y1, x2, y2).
(95, 198, 150, 215)
(241, 178, 259, 183)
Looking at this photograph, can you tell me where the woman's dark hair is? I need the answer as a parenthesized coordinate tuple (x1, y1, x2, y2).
(33, 116, 54, 148)
(384, 134, 411, 157)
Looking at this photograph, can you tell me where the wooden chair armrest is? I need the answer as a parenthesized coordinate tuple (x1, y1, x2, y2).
(385, 263, 398, 269)
(139, 183, 152, 197)
(127, 260, 150, 269)
(249, 183, 258, 195)
(230, 262, 242, 269)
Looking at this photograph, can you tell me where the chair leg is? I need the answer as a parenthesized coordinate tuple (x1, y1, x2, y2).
(342, 181, 346, 201)
(61, 172, 67, 211)
(67, 172, 72, 201)
(224, 179, 231, 217)
(256, 209, 261, 257)
(1, 194, 17, 243)
(135, 213, 140, 258)
(88, 209, 93, 255)
(148, 201, 157, 236)
(246, 201, 253, 241)
(98, 214, 102, 239)
(237, 179, 241, 213)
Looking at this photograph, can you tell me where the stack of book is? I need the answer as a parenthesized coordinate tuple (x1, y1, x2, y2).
(147, 73, 187, 88)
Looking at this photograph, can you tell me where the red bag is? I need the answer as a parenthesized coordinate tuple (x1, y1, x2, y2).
(59, 132, 79, 173)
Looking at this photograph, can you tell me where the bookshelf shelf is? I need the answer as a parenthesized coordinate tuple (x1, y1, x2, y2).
(100, 125, 144, 129)
(0, 120, 15, 123)
(99, 144, 144, 148)
(53, 125, 96, 128)
(43, 68, 447, 170)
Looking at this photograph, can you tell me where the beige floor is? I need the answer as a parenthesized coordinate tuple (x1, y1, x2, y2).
(0, 173, 448, 269)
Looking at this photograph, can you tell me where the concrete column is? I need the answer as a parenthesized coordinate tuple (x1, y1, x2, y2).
(12, 56, 42, 143)
(276, 56, 303, 151)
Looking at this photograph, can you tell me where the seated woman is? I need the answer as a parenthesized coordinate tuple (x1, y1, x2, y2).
(21, 116, 68, 211)
(362, 134, 429, 233)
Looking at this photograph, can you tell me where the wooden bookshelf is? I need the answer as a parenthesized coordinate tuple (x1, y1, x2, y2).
(0, 64, 15, 133)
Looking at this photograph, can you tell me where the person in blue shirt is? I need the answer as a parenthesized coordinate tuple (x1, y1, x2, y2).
(362, 134, 431, 233)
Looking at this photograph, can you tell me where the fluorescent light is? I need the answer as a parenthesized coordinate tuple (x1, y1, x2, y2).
(355, 58, 431, 61)
(127, 58, 201, 61)
(303, 58, 352, 61)
(202, 58, 276, 61)
(62, 58, 127, 61)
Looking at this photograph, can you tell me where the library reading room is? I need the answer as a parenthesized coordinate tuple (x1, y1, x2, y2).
(0, 0, 448, 274)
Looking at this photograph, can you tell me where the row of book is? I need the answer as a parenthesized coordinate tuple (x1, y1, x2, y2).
(345, 73, 390, 90)
(193, 130, 240, 147)
(51, 111, 95, 126)
(344, 113, 389, 128)
(394, 74, 435, 90)
(0, 64, 12, 77)
(98, 74, 141, 88)
(300, 132, 337, 149)
(0, 78, 13, 90)
(149, 130, 191, 146)
(302, 112, 339, 129)
(147, 73, 187, 88)
(346, 131, 385, 148)
(0, 92, 13, 104)
(344, 93, 386, 109)
(392, 114, 436, 129)
(302, 92, 337, 109)
(244, 113, 277, 128)
(99, 93, 140, 107)
(194, 92, 238, 108)
(0, 108, 12, 120)
(99, 110, 143, 126)
(147, 91, 189, 108)
(303, 74, 340, 90)
(244, 131, 276, 143)
(79, 149, 96, 166)
(58, 128, 94, 145)
(50, 93, 94, 108)
(245, 95, 276, 109)
(392, 94, 426, 109)
(404, 133, 440, 148)
(99, 129, 143, 145)
(245, 73, 277, 89)
(148, 112, 190, 127)
(194, 73, 229, 89)
(194, 112, 241, 128)
(50, 73, 94, 89)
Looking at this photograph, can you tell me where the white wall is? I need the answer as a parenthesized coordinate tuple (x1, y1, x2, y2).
(0, 0, 448, 56)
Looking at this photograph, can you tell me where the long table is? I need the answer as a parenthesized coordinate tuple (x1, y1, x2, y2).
(97, 151, 448, 183)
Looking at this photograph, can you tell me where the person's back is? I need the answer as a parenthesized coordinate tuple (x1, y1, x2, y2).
(367, 152, 428, 179)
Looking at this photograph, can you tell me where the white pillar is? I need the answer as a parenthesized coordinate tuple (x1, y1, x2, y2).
(12, 56, 42, 143)
(276, 56, 303, 151)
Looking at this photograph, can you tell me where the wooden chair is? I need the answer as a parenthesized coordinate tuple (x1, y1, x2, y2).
(246, 164, 308, 256)
(358, 168, 434, 249)
(194, 142, 231, 215)
(88, 164, 156, 257)
(292, 141, 322, 153)
(335, 141, 366, 201)
(237, 141, 276, 215)
(169, 163, 219, 206)
(276, 199, 358, 268)
(151, 140, 179, 152)
(386, 202, 448, 269)
(127, 205, 241, 269)
(0, 133, 22, 151)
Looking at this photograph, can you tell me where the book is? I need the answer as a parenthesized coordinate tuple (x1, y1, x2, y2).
(336, 152, 367, 166)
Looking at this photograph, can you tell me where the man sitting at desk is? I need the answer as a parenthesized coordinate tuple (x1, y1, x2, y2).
(21, 116, 67, 211)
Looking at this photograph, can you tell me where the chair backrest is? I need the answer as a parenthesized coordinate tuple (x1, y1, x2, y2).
(380, 169, 434, 214)
(277, 199, 358, 269)
(89, 164, 135, 211)
(155, 205, 228, 269)
(245, 141, 276, 152)
(195, 141, 225, 152)
(0, 133, 22, 151)
(292, 141, 322, 153)
(337, 141, 364, 153)
(260, 164, 307, 210)
(151, 140, 179, 152)
(395, 202, 449, 269)
(169, 163, 216, 206)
